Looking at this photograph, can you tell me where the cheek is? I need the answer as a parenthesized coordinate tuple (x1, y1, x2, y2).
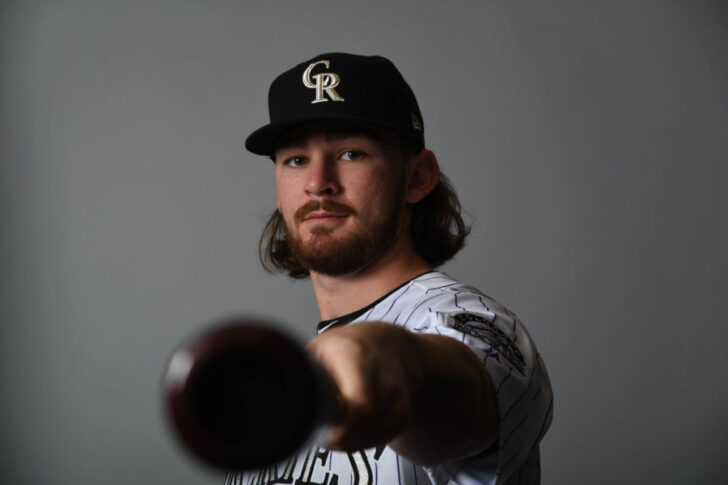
(370, 168, 403, 198)
(275, 175, 295, 214)
(357, 177, 399, 219)
(275, 193, 296, 229)
(277, 195, 295, 221)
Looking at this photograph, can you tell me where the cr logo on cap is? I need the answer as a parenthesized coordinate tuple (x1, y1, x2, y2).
(302, 60, 345, 104)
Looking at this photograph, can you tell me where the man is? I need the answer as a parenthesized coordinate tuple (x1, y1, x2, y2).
(228, 53, 552, 485)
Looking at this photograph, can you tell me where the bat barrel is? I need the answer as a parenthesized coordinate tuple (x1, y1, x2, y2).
(163, 321, 337, 470)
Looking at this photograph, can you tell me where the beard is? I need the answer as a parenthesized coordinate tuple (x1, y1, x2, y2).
(285, 186, 406, 277)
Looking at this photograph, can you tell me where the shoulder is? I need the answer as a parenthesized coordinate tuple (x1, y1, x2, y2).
(387, 272, 510, 332)
(350, 272, 473, 325)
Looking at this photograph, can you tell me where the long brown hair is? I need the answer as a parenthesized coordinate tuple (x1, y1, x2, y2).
(258, 170, 470, 280)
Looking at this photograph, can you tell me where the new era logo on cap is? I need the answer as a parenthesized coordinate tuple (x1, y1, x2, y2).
(245, 52, 425, 156)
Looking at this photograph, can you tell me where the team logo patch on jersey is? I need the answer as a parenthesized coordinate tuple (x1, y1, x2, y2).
(451, 313, 526, 375)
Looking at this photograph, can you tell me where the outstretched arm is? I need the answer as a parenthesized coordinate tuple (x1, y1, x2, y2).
(307, 322, 499, 466)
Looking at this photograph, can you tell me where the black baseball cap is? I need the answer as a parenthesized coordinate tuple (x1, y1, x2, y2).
(245, 53, 425, 156)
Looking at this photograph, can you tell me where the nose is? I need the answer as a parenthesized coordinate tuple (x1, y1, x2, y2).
(305, 154, 340, 196)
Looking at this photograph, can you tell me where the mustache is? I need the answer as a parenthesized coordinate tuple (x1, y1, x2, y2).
(294, 199, 356, 222)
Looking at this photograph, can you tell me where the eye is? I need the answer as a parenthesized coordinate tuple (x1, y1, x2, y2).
(282, 156, 306, 167)
(340, 150, 365, 161)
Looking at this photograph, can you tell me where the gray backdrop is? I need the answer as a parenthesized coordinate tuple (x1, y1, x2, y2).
(2, 1, 727, 484)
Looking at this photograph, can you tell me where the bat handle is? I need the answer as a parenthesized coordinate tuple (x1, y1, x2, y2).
(163, 320, 340, 471)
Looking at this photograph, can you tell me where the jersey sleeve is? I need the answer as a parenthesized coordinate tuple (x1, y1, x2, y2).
(408, 289, 553, 484)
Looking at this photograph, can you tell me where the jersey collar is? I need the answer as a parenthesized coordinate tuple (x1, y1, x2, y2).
(316, 271, 437, 334)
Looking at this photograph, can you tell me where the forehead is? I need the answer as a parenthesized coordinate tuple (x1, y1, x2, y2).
(273, 121, 399, 152)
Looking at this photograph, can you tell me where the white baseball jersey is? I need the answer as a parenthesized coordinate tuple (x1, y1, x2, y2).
(226, 271, 552, 485)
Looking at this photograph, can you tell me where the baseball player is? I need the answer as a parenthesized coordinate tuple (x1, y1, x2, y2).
(228, 53, 552, 484)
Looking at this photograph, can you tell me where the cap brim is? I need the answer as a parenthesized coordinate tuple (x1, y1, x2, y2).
(244, 114, 421, 157)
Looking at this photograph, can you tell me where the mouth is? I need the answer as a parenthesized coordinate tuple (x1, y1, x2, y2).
(303, 211, 349, 222)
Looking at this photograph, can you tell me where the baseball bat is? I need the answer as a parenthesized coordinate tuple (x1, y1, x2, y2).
(162, 319, 340, 471)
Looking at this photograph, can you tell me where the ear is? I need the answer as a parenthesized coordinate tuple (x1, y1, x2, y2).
(405, 149, 440, 204)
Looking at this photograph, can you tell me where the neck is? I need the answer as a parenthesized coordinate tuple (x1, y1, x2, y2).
(310, 233, 432, 321)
